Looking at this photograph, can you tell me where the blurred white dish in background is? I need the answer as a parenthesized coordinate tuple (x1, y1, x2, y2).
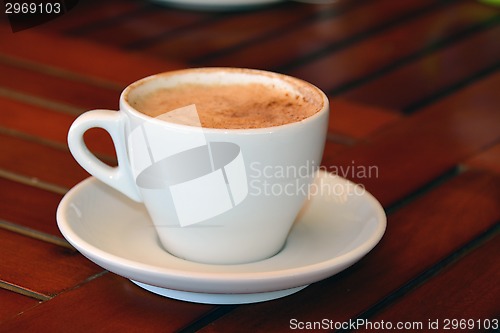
(151, 0, 336, 11)
(151, 0, 284, 11)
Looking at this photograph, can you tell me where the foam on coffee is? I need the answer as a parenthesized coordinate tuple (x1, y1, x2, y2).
(130, 82, 322, 129)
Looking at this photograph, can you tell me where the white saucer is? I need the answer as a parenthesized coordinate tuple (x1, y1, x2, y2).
(57, 171, 386, 304)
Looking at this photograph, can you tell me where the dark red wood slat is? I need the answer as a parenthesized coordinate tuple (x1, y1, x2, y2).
(324, 71, 500, 207)
(0, 273, 215, 332)
(197, 169, 500, 332)
(465, 143, 500, 174)
(0, 228, 103, 297)
(0, 96, 71, 143)
(327, 98, 400, 139)
(357, 233, 500, 332)
(0, 289, 39, 322)
(0, 133, 89, 189)
(198, 0, 437, 69)
(340, 24, 500, 111)
(0, 178, 63, 237)
(322, 140, 347, 158)
(290, 0, 500, 93)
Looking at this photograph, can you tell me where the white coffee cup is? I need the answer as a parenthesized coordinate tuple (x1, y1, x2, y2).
(68, 68, 329, 264)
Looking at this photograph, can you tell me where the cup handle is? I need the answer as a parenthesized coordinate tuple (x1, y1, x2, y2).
(68, 110, 142, 202)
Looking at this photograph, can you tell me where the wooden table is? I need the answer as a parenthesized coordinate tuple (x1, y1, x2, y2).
(1, 0, 499, 331)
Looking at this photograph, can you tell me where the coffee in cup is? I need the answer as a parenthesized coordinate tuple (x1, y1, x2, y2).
(131, 81, 321, 129)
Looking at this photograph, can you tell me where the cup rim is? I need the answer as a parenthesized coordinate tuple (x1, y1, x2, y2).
(120, 67, 329, 133)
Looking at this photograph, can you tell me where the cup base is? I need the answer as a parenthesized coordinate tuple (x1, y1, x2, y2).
(158, 232, 289, 265)
(131, 280, 308, 304)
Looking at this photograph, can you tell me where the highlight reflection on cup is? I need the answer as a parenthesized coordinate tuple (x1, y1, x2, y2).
(129, 104, 248, 227)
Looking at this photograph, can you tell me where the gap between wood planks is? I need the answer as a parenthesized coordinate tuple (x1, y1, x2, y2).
(274, 0, 461, 73)
(0, 53, 123, 91)
(0, 127, 116, 166)
(0, 219, 72, 250)
(0, 270, 109, 303)
(0, 87, 83, 116)
(189, 0, 372, 65)
(328, 15, 500, 98)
